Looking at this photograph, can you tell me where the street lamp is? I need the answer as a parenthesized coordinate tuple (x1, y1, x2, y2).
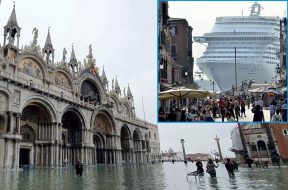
(210, 78, 216, 92)
(180, 139, 187, 163)
(214, 135, 223, 162)
(276, 64, 281, 86)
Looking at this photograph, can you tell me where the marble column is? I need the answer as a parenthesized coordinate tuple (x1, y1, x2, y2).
(8, 111, 14, 133)
(15, 113, 22, 134)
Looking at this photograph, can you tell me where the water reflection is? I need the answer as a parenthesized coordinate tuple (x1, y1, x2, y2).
(1, 162, 288, 190)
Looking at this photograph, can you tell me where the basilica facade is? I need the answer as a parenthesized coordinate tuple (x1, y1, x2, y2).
(0, 6, 161, 169)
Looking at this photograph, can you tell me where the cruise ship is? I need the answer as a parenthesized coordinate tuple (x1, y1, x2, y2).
(194, 2, 281, 91)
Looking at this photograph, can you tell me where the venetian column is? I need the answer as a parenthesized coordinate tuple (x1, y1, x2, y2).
(215, 135, 223, 161)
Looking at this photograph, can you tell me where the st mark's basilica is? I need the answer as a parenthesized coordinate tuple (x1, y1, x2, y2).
(0, 6, 160, 169)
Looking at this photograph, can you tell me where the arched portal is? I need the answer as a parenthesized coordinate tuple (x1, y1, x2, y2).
(93, 112, 115, 164)
(133, 129, 143, 163)
(92, 133, 105, 164)
(20, 102, 53, 167)
(80, 80, 101, 104)
(120, 125, 131, 163)
(61, 108, 85, 165)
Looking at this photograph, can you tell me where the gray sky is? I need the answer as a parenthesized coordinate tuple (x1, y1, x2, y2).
(159, 123, 238, 158)
(168, 1, 287, 74)
(0, 0, 157, 123)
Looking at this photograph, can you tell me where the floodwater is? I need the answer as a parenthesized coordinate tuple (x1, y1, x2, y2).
(1, 162, 288, 190)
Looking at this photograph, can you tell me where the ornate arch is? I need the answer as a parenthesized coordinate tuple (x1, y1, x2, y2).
(52, 68, 74, 91)
(93, 132, 106, 149)
(121, 101, 133, 117)
(133, 128, 143, 140)
(107, 94, 120, 113)
(0, 87, 12, 112)
(121, 124, 131, 138)
(91, 106, 116, 134)
(79, 71, 107, 104)
(17, 53, 48, 81)
(61, 106, 86, 129)
(20, 95, 57, 122)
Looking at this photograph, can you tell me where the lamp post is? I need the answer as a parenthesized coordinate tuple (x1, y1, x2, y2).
(276, 64, 281, 86)
(210, 78, 216, 92)
(214, 135, 223, 162)
(180, 139, 187, 163)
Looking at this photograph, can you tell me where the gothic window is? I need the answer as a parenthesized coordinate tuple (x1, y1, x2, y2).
(80, 80, 100, 104)
(283, 129, 288, 136)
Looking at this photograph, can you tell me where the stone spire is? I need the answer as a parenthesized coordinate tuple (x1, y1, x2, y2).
(69, 45, 78, 74)
(4, 4, 21, 47)
(115, 76, 121, 94)
(42, 28, 55, 64)
(101, 66, 107, 82)
(70, 45, 77, 66)
(87, 44, 96, 67)
(127, 84, 133, 100)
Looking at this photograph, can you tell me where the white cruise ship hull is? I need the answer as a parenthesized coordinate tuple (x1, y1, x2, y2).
(197, 58, 276, 91)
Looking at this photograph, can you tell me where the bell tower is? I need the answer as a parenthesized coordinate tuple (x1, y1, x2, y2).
(42, 29, 55, 64)
(3, 4, 21, 62)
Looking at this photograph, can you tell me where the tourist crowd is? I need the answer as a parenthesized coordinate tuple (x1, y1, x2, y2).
(158, 94, 287, 122)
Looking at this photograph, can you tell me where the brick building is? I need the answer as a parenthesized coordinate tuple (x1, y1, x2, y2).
(270, 124, 288, 162)
(169, 18, 194, 86)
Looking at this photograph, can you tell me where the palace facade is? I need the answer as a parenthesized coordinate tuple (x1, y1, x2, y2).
(0, 6, 161, 169)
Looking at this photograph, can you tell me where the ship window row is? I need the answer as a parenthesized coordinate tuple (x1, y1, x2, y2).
(264, 52, 278, 55)
(202, 56, 262, 58)
(266, 61, 278, 65)
(263, 56, 279, 60)
(207, 46, 279, 51)
(203, 51, 263, 54)
(216, 22, 279, 27)
(205, 37, 277, 41)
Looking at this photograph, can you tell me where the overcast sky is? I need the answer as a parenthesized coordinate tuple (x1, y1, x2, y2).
(168, 1, 287, 74)
(0, 0, 157, 122)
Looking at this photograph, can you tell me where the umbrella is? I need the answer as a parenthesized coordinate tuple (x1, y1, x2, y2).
(159, 87, 214, 100)
(248, 87, 264, 93)
(261, 88, 282, 95)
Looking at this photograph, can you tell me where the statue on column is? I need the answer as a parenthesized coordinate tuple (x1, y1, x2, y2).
(62, 47, 67, 63)
(32, 28, 38, 46)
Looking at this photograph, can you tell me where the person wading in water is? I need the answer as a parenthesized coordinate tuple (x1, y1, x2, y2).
(75, 160, 84, 177)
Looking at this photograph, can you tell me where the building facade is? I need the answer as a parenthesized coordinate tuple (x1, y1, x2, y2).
(231, 123, 286, 164)
(158, 1, 182, 92)
(0, 6, 160, 170)
(270, 124, 288, 162)
(169, 18, 194, 86)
